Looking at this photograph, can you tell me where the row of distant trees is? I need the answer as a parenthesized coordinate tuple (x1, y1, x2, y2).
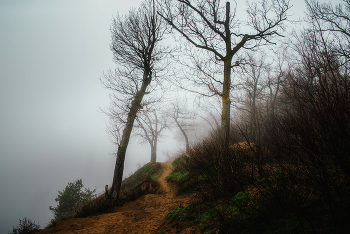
(100, 0, 350, 204)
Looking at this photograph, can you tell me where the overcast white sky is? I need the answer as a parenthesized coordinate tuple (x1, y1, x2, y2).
(0, 0, 179, 231)
(0, 0, 311, 232)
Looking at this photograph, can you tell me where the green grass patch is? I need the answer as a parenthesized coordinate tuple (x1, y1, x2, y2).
(166, 155, 191, 184)
(166, 204, 220, 233)
(166, 171, 189, 182)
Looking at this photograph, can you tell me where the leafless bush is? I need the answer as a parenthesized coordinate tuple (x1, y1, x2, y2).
(265, 43, 350, 232)
(182, 69, 350, 231)
(8, 218, 40, 234)
(74, 195, 114, 218)
(184, 131, 256, 201)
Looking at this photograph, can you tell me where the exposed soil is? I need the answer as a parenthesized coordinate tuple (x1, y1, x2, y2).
(41, 163, 194, 234)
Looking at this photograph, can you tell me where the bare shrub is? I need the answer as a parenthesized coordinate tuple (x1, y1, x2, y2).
(266, 46, 350, 232)
(8, 217, 40, 234)
(184, 131, 254, 200)
(74, 195, 113, 218)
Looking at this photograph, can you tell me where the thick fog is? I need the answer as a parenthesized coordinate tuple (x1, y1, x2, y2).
(0, 0, 181, 232)
(0, 0, 314, 232)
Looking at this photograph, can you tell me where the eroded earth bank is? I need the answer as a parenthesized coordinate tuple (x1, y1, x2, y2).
(40, 163, 194, 234)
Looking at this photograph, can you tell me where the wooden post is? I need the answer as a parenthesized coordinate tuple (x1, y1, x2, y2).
(105, 185, 109, 198)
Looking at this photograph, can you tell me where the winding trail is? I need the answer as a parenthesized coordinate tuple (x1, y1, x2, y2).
(41, 163, 193, 234)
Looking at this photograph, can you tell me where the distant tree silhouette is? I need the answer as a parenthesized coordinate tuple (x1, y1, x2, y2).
(136, 107, 168, 162)
(168, 101, 195, 152)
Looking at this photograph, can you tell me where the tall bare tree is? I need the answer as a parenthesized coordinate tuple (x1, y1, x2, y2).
(100, 0, 166, 204)
(158, 0, 290, 150)
(136, 109, 168, 162)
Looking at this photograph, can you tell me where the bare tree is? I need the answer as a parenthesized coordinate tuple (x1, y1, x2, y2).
(306, 0, 350, 64)
(100, 0, 166, 204)
(136, 108, 168, 162)
(266, 65, 284, 119)
(238, 54, 267, 142)
(168, 102, 195, 152)
(158, 0, 290, 150)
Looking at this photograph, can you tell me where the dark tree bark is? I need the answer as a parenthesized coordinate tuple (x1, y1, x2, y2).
(158, 0, 290, 150)
(111, 76, 150, 201)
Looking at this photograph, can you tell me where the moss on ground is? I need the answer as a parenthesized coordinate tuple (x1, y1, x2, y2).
(120, 162, 162, 194)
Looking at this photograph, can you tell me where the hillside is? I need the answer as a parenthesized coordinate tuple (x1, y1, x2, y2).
(38, 163, 196, 234)
(36, 134, 350, 234)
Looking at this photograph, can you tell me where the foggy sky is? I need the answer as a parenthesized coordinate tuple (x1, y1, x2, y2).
(0, 0, 181, 232)
(0, 0, 310, 232)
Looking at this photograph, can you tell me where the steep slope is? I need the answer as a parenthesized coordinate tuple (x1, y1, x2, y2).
(40, 163, 193, 234)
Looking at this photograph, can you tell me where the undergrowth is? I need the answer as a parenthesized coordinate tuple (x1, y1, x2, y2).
(162, 131, 350, 233)
(44, 162, 162, 230)
(162, 55, 350, 232)
(165, 154, 200, 196)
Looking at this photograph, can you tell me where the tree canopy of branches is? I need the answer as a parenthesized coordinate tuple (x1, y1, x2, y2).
(158, 0, 290, 149)
(100, 0, 166, 203)
(306, 0, 350, 65)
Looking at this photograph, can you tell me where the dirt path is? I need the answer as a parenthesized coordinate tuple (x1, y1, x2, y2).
(42, 163, 193, 234)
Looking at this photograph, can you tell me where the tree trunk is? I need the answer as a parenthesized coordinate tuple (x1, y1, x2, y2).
(218, 56, 231, 189)
(221, 57, 232, 150)
(251, 91, 257, 142)
(221, 2, 232, 151)
(110, 71, 151, 203)
(151, 135, 157, 162)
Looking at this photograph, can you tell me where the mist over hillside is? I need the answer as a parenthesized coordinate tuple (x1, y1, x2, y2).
(2, 0, 349, 233)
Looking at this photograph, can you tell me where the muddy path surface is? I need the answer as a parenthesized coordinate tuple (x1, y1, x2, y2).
(41, 163, 193, 234)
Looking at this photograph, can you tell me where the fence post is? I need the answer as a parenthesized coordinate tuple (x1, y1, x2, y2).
(105, 185, 108, 198)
